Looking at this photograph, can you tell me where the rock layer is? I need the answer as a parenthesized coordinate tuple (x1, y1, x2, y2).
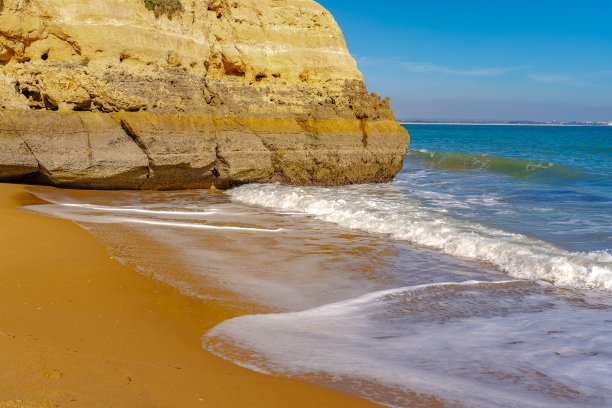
(1, 110, 407, 189)
(0, 0, 409, 189)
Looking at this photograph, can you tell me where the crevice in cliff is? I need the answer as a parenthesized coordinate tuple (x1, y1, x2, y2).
(117, 118, 154, 183)
(15, 82, 42, 110)
(212, 141, 230, 181)
(296, 118, 318, 134)
(359, 118, 368, 148)
(202, 81, 219, 105)
(76, 114, 95, 165)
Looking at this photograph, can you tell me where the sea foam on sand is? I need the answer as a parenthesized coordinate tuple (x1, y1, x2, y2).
(205, 280, 612, 408)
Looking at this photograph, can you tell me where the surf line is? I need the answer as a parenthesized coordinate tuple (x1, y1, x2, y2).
(60, 202, 219, 216)
(99, 216, 282, 233)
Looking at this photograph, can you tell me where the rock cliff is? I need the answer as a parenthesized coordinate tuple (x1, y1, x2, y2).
(0, 0, 409, 189)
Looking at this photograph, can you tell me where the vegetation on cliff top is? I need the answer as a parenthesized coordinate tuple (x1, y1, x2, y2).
(143, 0, 183, 19)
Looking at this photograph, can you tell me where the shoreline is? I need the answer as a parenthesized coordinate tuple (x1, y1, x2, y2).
(0, 183, 382, 408)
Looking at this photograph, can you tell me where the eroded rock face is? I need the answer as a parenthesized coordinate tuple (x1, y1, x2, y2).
(0, 110, 407, 189)
(0, 0, 409, 189)
(0, 0, 392, 119)
(4, 110, 150, 188)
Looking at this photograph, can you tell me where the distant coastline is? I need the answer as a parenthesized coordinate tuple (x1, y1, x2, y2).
(400, 122, 583, 126)
(400, 121, 612, 127)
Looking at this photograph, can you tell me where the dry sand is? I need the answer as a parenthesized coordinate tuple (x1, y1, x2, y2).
(0, 183, 381, 408)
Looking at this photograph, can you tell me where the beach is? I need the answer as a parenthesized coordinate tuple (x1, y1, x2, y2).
(2, 0, 611, 406)
(1, 124, 611, 408)
(0, 183, 381, 408)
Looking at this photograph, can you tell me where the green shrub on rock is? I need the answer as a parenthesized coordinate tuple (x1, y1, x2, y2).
(143, 0, 183, 20)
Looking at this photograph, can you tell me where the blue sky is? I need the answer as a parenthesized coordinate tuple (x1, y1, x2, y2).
(317, 0, 612, 121)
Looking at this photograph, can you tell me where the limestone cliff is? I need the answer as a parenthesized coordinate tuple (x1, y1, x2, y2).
(0, 0, 409, 189)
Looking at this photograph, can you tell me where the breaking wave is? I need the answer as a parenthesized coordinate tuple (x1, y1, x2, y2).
(229, 183, 612, 291)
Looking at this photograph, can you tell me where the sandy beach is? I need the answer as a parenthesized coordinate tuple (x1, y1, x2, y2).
(2, 1, 610, 407)
(0, 183, 381, 408)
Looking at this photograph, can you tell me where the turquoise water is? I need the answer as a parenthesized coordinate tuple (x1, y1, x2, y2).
(402, 124, 612, 252)
(22, 125, 612, 407)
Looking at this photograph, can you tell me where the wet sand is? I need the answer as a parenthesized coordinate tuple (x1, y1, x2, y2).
(0, 183, 381, 408)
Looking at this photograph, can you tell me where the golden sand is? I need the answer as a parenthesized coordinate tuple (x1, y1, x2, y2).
(0, 183, 381, 408)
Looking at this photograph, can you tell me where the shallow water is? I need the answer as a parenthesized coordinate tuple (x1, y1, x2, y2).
(22, 124, 612, 407)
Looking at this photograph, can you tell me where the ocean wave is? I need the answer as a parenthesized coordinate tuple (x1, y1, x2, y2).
(406, 149, 586, 181)
(229, 183, 612, 291)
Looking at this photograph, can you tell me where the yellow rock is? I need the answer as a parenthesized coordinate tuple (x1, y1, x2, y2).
(0, 0, 410, 188)
(0, 0, 393, 119)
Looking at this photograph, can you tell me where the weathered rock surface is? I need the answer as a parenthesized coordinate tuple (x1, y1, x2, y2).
(5, 110, 150, 188)
(0, 0, 409, 189)
(0, 110, 407, 189)
(0, 111, 39, 179)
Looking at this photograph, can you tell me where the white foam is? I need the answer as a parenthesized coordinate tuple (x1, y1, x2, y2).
(60, 202, 219, 216)
(24, 204, 282, 233)
(589, 250, 612, 263)
(204, 280, 612, 408)
(229, 184, 612, 291)
(108, 217, 283, 232)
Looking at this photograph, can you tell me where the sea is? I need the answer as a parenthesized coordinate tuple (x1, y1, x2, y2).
(23, 124, 612, 407)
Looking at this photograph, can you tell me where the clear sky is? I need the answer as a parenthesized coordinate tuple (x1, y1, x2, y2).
(317, 0, 612, 122)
